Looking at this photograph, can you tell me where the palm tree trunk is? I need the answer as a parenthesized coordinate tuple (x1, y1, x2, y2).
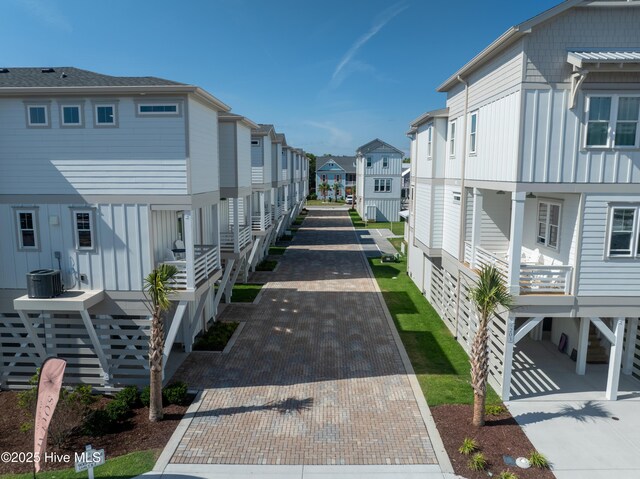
(470, 315, 489, 427)
(149, 309, 164, 422)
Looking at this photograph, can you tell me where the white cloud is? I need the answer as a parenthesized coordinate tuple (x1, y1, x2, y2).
(330, 2, 407, 89)
(16, 0, 72, 33)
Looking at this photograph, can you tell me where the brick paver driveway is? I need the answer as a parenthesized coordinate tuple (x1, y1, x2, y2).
(170, 210, 437, 465)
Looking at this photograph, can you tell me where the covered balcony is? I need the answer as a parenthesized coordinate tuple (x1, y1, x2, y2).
(220, 225, 252, 253)
(220, 197, 253, 254)
(163, 245, 220, 290)
(464, 189, 579, 296)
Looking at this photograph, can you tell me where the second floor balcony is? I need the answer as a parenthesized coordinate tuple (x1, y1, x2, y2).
(161, 244, 220, 291)
(220, 225, 252, 253)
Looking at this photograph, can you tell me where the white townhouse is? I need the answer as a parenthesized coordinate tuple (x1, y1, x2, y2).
(407, 0, 640, 401)
(0, 67, 231, 389)
(355, 139, 404, 222)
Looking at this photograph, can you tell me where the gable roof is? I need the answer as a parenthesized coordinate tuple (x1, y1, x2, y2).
(0, 66, 230, 111)
(437, 0, 640, 92)
(253, 123, 278, 140)
(218, 112, 259, 130)
(316, 155, 356, 173)
(356, 138, 404, 157)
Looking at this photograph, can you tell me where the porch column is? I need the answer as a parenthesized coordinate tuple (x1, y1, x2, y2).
(470, 188, 483, 269)
(623, 317, 638, 375)
(507, 191, 525, 295)
(233, 198, 240, 253)
(501, 313, 516, 401)
(576, 317, 590, 375)
(606, 317, 626, 401)
(184, 210, 195, 290)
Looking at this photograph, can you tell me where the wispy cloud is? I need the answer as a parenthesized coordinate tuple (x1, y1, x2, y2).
(304, 120, 353, 151)
(330, 2, 407, 89)
(16, 0, 72, 32)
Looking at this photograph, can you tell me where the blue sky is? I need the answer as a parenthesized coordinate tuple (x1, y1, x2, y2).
(1, 0, 561, 156)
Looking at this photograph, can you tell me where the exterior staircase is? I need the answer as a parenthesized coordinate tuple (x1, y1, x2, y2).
(586, 324, 610, 364)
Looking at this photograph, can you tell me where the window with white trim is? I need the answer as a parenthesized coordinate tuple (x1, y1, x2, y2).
(469, 111, 478, 154)
(427, 126, 433, 159)
(382, 157, 389, 168)
(27, 105, 49, 126)
(449, 120, 456, 157)
(61, 105, 82, 126)
(366, 156, 372, 167)
(607, 205, 640, 257)
(95, 104, 116, 126)
(537, 201, 561, 249)
(586, 95, 640, 148)
(374, 178, 392, 192)
(452, 191, 461, 204)
(15, 209, 38, 250)
(73, 210, 95, 250)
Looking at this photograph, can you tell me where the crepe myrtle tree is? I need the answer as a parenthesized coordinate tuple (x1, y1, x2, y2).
(469, 265, 512, 427)
(144, 263, 178, 422)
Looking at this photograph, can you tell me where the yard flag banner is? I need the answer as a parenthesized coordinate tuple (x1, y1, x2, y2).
(33, 357, 67, 473)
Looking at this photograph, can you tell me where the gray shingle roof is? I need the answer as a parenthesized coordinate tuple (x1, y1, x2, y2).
(0, 67, 185, 88)
(317, 155, 356, 173)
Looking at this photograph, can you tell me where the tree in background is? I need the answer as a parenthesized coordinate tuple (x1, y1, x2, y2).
(318, 181, 329, 201)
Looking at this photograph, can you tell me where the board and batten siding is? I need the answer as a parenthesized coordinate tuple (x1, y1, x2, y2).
(432, 185, 444, 250)
(0, 97, 188, 196)
(414, 183, 431, 247)
(237, 123, 252, 189)
(187, 98, 219, 195)
(577, 194, 640, 296)
(520, 89, 640, 184)
(0, 203, 151, 291)
(218, 122, 237, 188)
(442, 185, 461, 259)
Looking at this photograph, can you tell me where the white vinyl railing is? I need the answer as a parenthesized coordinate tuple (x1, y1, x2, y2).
(162, 244, 219, 290)
(271, 205, 282, 221)
(464, 241, 572, 295)
(251, 214, 271, 231)
(520, 265, 572, 294)
(220, 225, 252, 252)
(252, 167, 263, 184)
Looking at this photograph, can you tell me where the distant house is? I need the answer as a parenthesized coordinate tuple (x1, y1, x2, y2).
(315, 155, 356, 200)
(355, 139, 403, 222)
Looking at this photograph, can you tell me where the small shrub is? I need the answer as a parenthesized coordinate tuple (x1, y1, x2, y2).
(105, 398, 131, 422)
(115, 385, 140, 408)
(468, 452, 487, 472)
(163, 381, 188, 406)
(84, 409, 113, 436)
(458, 437, 478, 455)
(486, 404, 508, 416)
(498, 472, 519, 479)
(140, 385, 151, 407)
(528, 450, 550, 469)
(194, 322, 239, 351)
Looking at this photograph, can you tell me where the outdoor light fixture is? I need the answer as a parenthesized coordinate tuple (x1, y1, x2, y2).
(526, 192, 537, 199)
(496, 190, 505, 195)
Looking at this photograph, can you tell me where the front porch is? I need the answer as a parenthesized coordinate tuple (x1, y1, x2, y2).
(162, 244, 221, 290)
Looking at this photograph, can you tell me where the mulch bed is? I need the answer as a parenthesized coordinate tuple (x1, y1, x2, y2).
(0, 390, 191, 474)
(431, 405, 556, 479)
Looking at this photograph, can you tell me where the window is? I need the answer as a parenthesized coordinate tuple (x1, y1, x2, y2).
(27, 105, 49, 127)
(449, 120, 456, 156)
(336, 175, 341, 182)
(382, 157, 389, 168)
(251, 139, 261, 146)
(137, 103, 179, 115)
(366, 157, 372, 168)
(427, 126, 433, 159)
(607, 206, 640, 257)
(73, 210, 95, 250)
(321, 174, 327, 182)
(61, 105, 82, 126)
(374, 178, 392, 192)
(15, 209, 38, 250)
(586, 95, 640, 148)
(94, 104, 117, 126)
(469, 111, 478, 154)
(537, 201, 561, 249)
(452, 192, 461, 204)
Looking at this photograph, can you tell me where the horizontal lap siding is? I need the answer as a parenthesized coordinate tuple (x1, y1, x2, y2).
(578, 194, 640, 296)
(0, 97, 188, 195)
(415, 183, 431, 247)
(188, 98, 219, 194)
(432, 185, 444, 249)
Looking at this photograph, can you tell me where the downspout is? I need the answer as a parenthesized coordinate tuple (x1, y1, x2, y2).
(455, 75, 470, 338)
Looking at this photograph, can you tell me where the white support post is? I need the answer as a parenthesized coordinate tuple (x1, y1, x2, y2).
(184, 210, 195, 290)
(162, 300, 188, 375)
(606, 317, 626, 400)
(79, 310, 111, 385)
(623, 317, 638, 375)
(507, 191, 525, 295)
(186, 289, 210, 351)
(513, 317, 544, 344)
(16, 311, 47, 359)
(233, 198, 240, 253)
(501, 313, 516, 401)
(470, 188, 483, 268)
(576, 317, 590, 375)
(260, 192, 266, 228)
(213, 259, 235, 312)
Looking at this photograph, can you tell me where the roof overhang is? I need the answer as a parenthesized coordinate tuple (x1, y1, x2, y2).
(218, 112, 259, 129)
(567, 50, 640, 71)
(410, 107, 449, 128)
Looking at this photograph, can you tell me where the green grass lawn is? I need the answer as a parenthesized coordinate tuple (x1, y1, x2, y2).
(269, 246, 287, 255)
(305, 199, 346, 206)
(349, 209, 405, 236)
(368, 254, 500, 407)
(231, 283, 263, 303)
(0, 450, 157, 479)
(255, 259, 278, 271)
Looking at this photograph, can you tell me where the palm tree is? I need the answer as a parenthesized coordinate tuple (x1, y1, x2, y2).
(469, 265, 512, 427)
(332, 181, 342, 201)
(144, 263, 178, 422)
(318, 181, 329, 201)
